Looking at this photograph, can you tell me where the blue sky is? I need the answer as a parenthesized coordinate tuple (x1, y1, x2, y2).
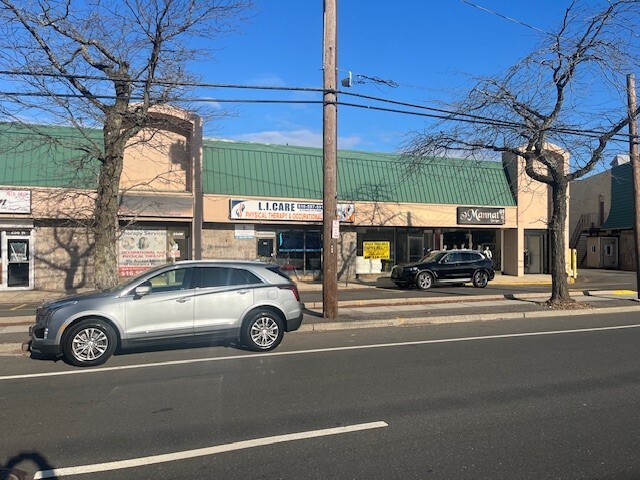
(195, 1, 603, 153)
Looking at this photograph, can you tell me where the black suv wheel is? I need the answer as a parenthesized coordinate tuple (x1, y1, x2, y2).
(472, 270, 489, 288)
(416, 271, 434, 290)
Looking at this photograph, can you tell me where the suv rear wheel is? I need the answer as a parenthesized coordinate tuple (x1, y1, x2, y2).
(242, 310, 284, 351)
(472, 270, 489, 288)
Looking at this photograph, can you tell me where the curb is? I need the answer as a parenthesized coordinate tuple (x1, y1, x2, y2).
(298, 305, 640, 332)
(0, 342, 27, 355)
(303, 292, 549, 310)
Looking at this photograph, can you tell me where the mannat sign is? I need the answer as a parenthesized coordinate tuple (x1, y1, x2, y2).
(457, 206, 505, 225)
(230, 199, 355, 223)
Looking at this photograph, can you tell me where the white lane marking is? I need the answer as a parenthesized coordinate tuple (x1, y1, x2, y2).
(4, 323, 640, 382)
(9, 303, 28, 311)
(34, 421, 388, 479)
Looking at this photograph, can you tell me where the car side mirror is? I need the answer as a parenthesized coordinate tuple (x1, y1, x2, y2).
(134, 283, 152, 298)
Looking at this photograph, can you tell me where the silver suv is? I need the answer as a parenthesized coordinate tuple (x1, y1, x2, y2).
(29, 260, 304, 367)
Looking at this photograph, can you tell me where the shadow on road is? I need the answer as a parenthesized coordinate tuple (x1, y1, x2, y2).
(1, 451, 57, 479)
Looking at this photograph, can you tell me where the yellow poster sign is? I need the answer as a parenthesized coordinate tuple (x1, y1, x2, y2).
(363, 241, 390, 260)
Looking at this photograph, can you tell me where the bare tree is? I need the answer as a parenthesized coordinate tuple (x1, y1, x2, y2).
(403, 0, 640, 305)
(0, 0, 252, 288)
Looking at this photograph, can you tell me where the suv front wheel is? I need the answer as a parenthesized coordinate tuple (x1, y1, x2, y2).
(416, 271, 434, 290)
(62, 319, 117, 367)
(472, 270, 490, 288)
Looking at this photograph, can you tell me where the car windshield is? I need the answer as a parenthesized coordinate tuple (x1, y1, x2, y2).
(420, 251, 446, 263)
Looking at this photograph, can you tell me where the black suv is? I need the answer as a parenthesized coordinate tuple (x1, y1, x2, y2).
(390, 249, 495, 290)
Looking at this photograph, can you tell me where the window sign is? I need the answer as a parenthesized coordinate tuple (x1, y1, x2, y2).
(118, 229, 167, 276)
(363, 241, 391, 260)
(9, 240, 28, 262)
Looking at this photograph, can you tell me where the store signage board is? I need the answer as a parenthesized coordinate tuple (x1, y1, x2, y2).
(457, 207, 505, 225)
(230, 199, 355, 223)
(363, 241, 390, 260)
(0, 190, 31, 214)
(118, 228, 167, 277)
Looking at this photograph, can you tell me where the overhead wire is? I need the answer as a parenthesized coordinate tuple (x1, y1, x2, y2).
(0, 71, 634, 142)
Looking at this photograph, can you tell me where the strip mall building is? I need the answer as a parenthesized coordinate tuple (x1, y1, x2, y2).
(0, 108, 567, 291)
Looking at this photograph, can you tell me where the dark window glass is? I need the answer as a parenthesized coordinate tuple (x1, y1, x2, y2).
(228, 269, 262, 286)
(278, 232, 305, 252)
(198, 267, 263, 288)
(442, 252, 457, 263)
(462, 252, 481, 262)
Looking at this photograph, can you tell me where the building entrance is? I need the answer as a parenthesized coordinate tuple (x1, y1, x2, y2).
(524, 232, 545, 274)
(1, 230, 33, 289)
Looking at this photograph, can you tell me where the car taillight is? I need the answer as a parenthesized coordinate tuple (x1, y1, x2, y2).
(278, 284, 300, 301)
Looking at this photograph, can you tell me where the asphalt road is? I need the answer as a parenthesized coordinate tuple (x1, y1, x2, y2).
(3, 311, 640, 479)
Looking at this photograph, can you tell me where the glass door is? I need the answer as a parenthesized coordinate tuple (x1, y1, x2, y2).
(524, 233, 544, 274)
(408, 235, 424, 262)
(2, 232, 33, 289)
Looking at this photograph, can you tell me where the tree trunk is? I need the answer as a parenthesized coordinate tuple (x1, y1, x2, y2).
(548, 180, 571, 303)
(93, 118, 126, 290)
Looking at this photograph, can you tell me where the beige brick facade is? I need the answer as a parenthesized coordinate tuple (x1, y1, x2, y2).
(33, 224, 94, 291)
(201, 225, 255, 261)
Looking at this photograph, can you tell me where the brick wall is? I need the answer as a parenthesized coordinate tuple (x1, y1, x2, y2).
(201, 225, 255, 260)
(201, 224, 359, 280)
(34, 224, 94, 291)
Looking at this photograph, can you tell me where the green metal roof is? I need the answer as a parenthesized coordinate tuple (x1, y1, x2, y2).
(602, 162, 632, 229)
(0, 125, 517, 208)
(0, 123, 101, 188)
(203, 140, 516, 206)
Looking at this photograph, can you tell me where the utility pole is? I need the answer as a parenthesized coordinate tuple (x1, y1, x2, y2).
(322, 0, 338, 318)
(627, 73, 640, 300)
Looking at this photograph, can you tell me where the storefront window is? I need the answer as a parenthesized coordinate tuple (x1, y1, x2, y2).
(276, 230, 321, 272)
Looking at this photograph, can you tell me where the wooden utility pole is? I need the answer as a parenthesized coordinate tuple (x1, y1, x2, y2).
(627, 74, 640, 300)
(322, 0, 338, 318)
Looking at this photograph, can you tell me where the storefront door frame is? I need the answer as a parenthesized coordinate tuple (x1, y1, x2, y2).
(1, 230, 34, 290)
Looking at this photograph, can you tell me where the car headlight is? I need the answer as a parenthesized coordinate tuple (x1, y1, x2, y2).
(408, 267, 418, 272)
(41, 299, 78, 323)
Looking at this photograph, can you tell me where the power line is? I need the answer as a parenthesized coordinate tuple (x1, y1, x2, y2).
(459, 0, 550, 35)
(0, 89, 631, 143)
(0, 70, 325, 93)
(0, 70, 630, 140)
(0, 73, 634, 142)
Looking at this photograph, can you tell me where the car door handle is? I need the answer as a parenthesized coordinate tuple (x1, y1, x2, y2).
(237, 289, 250, 295)
(176, 297, 192, 303)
